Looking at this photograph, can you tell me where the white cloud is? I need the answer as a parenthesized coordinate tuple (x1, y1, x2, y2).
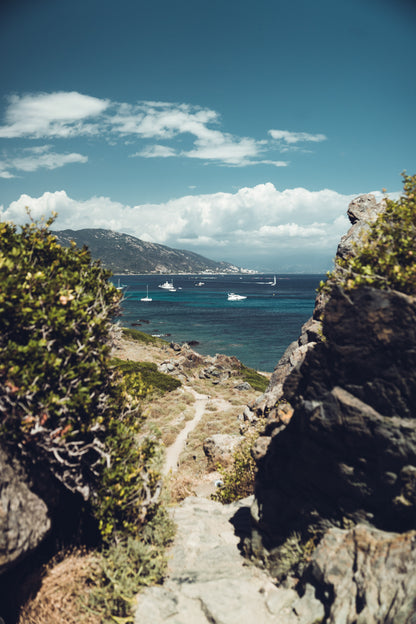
(132, 144, 176, 158)
(0, 145, 87, 176)
(0, 91, 328, 168)
(1, 184, 361, 270)
(0, 91, 109, 138)
(269, 129, 327, 144)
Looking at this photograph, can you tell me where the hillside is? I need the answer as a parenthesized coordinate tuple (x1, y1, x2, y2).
(52, 228, 240, 274)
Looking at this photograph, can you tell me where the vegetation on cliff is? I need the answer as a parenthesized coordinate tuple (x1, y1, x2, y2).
(324, 173, 416, 294)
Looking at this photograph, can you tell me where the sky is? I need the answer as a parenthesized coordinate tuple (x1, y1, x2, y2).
(0, 0, 415, 272)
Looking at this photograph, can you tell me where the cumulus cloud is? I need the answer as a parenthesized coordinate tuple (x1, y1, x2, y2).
(269, 129, 327, 144)
(0, 91, 109, 138)
(0, 145, 87, 177)
(1, 183, 365, 270)
(0, 91, 326, 168)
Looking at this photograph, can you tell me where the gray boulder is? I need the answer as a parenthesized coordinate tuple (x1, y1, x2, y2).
(0, 447, 51, 574)
(307, 523, 416, 623)
(203, 434, 243, 468)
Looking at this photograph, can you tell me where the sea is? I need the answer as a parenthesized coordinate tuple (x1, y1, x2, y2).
(112, 274, 324, 373)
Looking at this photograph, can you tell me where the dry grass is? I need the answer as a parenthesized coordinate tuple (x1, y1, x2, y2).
(17, 550, 100, 624)
(142, 387, 196, 446)
(168, 467, 198, 502)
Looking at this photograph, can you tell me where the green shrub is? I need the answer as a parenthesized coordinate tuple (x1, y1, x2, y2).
(323, 173, 416, 295)
(85, 507, 174, 622)
(112, 358, 182, 395)
(212, 423, 263, 503)
(122, 327, 168, 346)
(240, 365, 269, 393)
(0, 215, 164, 543)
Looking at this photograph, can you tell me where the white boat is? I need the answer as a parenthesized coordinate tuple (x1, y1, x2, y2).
(268, 275, 277, 286)
(140, 285, 152, 302)
(116, 278, 126, 290)
(195, 281, 205, 286)
(227, 292, 247, 301)
(158, 280, 176, 291)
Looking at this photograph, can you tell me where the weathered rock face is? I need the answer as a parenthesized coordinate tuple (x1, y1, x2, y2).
(337, 193, 385, 260)
(250, 285, 416, 560)
(244, 192, 416, 620)
(0, 448, 51, 575)
(306, 523, 416, 624)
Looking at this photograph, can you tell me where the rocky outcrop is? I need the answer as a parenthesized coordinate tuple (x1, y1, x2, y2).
(158, 344, 242, 384)
(0, 448, 51, 575)
(305, 523, 416, 623)
(249, 285, 416, 560)
(241, 193, 416, 620)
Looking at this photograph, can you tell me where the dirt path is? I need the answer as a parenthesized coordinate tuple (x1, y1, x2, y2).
(163, 387, 210, 475)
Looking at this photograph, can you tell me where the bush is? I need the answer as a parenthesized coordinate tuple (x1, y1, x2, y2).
(0, 216, 164, 542)
(212, 423, 263, 504)
(323, 173, 416, 295)
(112, 358, 182, 395)
(122, 327, 167, 346)
(240, 365, 269, 393)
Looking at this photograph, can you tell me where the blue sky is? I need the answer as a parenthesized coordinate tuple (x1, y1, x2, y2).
(0, 0, 415, 271)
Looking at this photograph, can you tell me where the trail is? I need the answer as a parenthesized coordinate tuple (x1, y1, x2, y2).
(162, 387, 210, 475)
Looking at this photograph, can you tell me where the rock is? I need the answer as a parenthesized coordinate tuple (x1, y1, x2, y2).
(251, 436, 271, 462)
(0, 448, 51, 575)
(203, 434, 243, 468)
(336, 194, 385, 260)
(248, 285, 416, 574)
(234, 381, 251, 391)
(306, 523, 416, 623)
(134, 497, 325, 624)
(243, 192, 416, 624)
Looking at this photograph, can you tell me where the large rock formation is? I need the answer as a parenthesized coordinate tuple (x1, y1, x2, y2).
(245, 193, 416, 621)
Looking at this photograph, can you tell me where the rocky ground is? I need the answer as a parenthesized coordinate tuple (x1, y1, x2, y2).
(112, 334, 270, 498)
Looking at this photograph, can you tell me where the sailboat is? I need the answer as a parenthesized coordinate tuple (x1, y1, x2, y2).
(268, 275, 277, 286)
(116, 278, 126, 290)
(140, 285, 152, 302)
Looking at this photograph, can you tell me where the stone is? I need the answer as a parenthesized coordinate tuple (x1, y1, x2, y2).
(234, 381, 251, 391)
(0, 447, 51, 575)
(203, 434, 242, 468)
(337, 194, 385, 260)
(134, 497, 326, 624)
(307, 523, 416, 623)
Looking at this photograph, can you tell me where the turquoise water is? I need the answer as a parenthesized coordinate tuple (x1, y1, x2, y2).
(112, 274, 323, 372)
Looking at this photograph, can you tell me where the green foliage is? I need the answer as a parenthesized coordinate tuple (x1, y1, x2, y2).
(0, 215, 124, 493)
(240, 365, 269, 393)
(84, 507, 175, 622)
(122, 327, 167, 346)
(324, 173, 416, 295)
(212, 424, 263, 503)
(112, 358, 182, 395)
(0, 215, 166, 544)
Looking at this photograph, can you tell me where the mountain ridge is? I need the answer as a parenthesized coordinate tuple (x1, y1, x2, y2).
(52, 228, 243, 274)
